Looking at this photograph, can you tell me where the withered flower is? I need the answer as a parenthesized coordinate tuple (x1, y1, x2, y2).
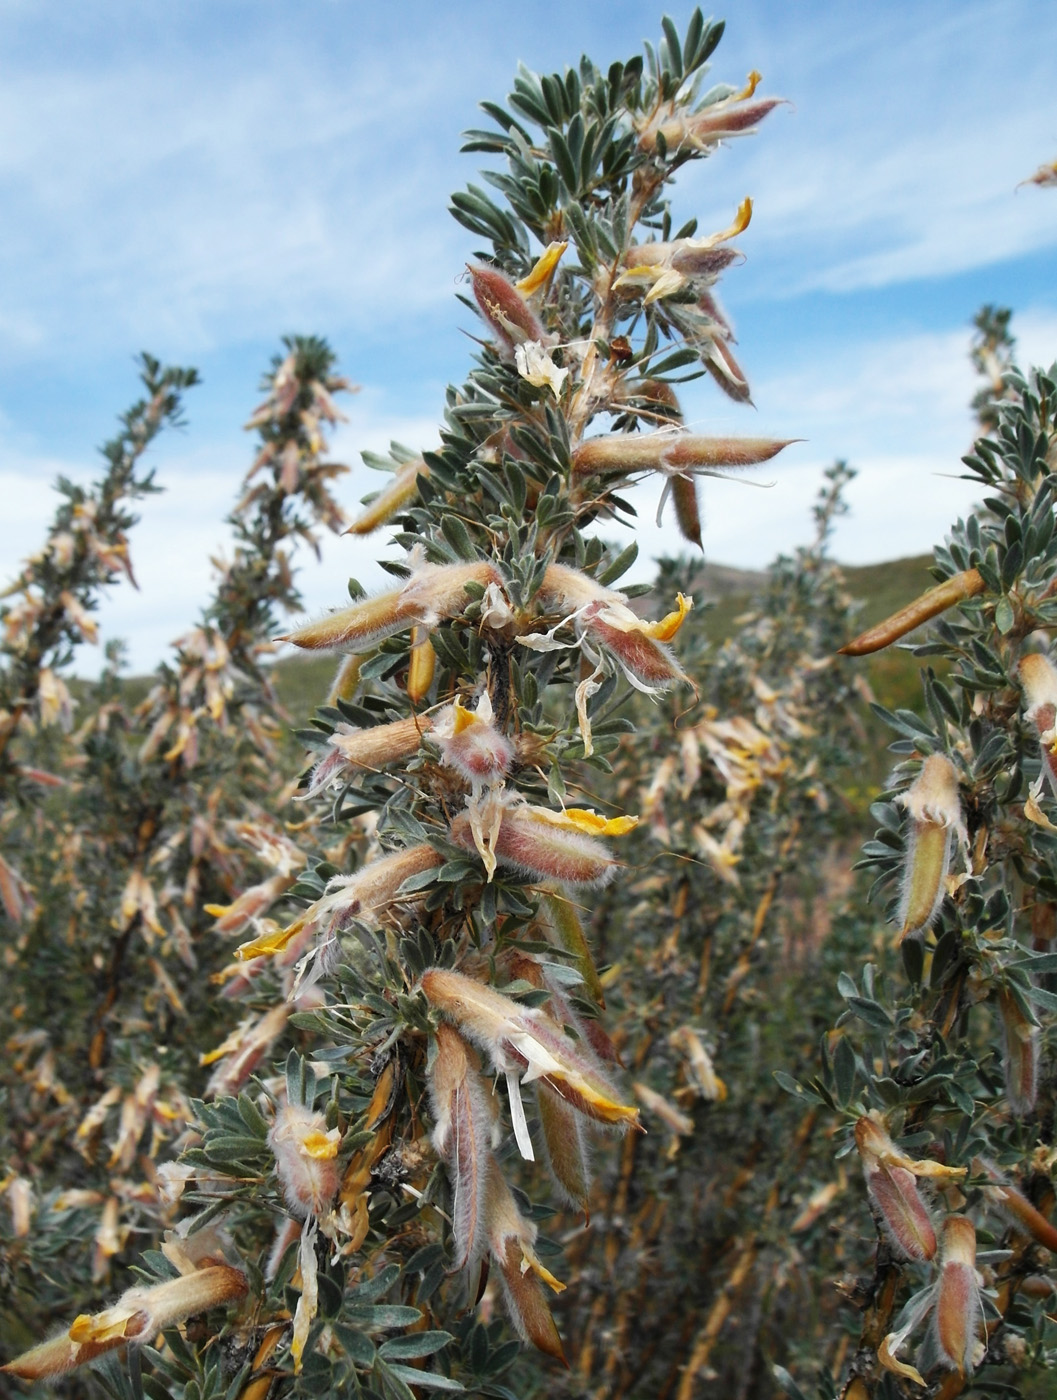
(269, 1101, 341, 1218)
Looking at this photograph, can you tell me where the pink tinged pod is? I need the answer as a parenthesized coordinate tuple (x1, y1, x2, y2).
(934, 1216, 984, 1374)
(450, 804, 620, 888)
(468, 264, 545, 352)
(655, 96, 785, 148)
(998, 989, 1039, 1117)
(624, 241, 740, 279)
(537, 1081, 591, 1211)
(856, 1117, 938, 1262)
(580, 601, 688, 692)
(268, 1103, 341, 1218)
(701, 335, 753, 403)
(427, 1024, 496, 1270)
(570, 432, 793, 477)
(897, 755, 965, 940)
(865, 1163, 938, 1262)
(672, 475, 703, 550)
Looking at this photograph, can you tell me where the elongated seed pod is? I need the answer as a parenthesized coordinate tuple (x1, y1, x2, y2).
(571, 433, 793, 477)
(839, 569, 985, 656)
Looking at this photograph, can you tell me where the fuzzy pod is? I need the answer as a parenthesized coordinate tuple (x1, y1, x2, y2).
(648, 96, 785, 151)
(485, 1161, 566, 1362)
(537, 1080, 591, 1212)
(934, 1216, 984, 1375)
(896, 754, 965, 940)
(420, 967, 639, 1134)
(469, 263, 545, 351)
(854, 1115, 969, 1262)
(570, 432, 792, 478)
(450, 803, 621, 888)
(3, 1265, 247, 1380)
(427, 1023, 497, 1270)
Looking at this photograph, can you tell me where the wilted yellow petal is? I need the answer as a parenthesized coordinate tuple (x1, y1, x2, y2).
(301, 1130, 341, 1160)
(521, 1241, 567, 1294)
(235, 915, 307, 961)
(1026, 790, 1057, 831)
(558, 807, 640, 836)
(734, 70, 762, 100)
(69, 1306, 139, 1345)
(878, 1333, 926, 1387)
(642, 268, 690, 304)
(515, 241, 568, 293)
(643, 592, 693, 641)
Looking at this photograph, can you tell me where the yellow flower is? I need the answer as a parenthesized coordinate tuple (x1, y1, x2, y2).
(515, 240, 568, 293)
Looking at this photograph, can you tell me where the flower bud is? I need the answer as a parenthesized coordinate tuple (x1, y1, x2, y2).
(269, 1102, 341, 1218)
(897, 755, 965, 940)
(934, 1216, 984, 1375)
(407, 627, 436, 703)
(326, 653, 362, 704)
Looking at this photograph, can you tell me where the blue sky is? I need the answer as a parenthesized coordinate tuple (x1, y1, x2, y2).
(1, 0, 1055, 672)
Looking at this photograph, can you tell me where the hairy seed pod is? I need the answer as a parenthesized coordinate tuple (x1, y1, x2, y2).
(934, 1216, 984, 1374)
(897, 755, 964, 940)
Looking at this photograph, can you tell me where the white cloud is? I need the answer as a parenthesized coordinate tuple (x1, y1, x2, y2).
(676, 1, 1057, 297)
